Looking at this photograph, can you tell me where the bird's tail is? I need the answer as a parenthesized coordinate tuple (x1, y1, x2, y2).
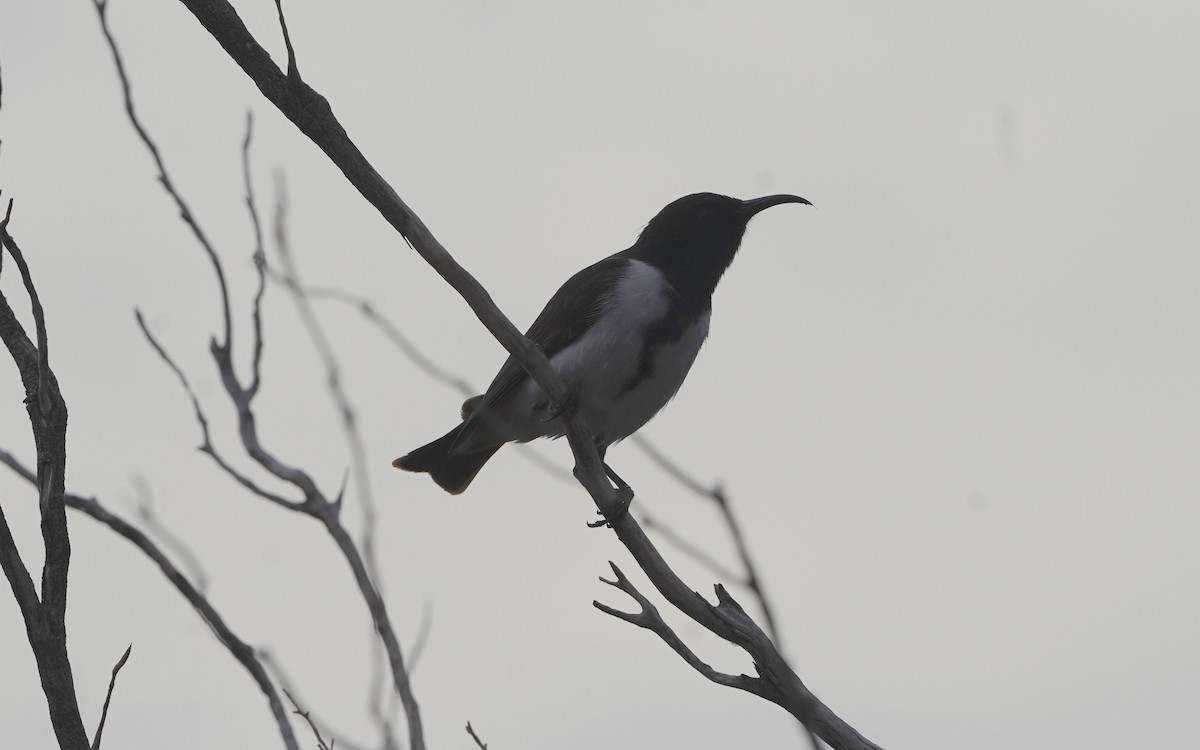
(392, 424, 502, 495)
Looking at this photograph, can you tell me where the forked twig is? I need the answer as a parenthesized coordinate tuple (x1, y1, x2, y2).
(284, 690, 334, 750)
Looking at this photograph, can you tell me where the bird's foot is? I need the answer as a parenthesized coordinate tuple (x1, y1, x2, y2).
(540, 388, 579, 423)
(587, 462, 633, 528)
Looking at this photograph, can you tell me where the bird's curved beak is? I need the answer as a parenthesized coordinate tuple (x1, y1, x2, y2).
(739, 194, 812, 218)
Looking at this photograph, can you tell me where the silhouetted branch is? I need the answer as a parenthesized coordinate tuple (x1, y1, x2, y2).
(0, 449, 301, 750)
(0, 207, 89, 749)
(629, 435, 783, 647)
(595, 562, 757, 692)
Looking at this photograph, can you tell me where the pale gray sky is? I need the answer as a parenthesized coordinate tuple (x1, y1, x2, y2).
(1, 1, 1197, 748)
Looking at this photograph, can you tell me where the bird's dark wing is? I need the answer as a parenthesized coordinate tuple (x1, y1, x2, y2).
(471, 253, 629, 416)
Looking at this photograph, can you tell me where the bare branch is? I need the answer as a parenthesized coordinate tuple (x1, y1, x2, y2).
(630, 436, 784, 647)
(284, 690, 334, 750)
(260, 651, 372, 750)
(90, 644, 132, 750)
(272, 0, 300, 80)
(242, 112, 268, 400)
(629, 442, 823, 749)
(133, 310, 304, 512)
(0, 207, 51, 418)
(595, 562, 762, 694)
(0, 449, 301, 750)
(465, 722, 488, 750)
(92, 0, 234, 351)
(0, 211, 88, 749)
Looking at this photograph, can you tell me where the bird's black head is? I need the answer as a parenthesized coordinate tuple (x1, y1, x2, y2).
(630, 192, 810, 302)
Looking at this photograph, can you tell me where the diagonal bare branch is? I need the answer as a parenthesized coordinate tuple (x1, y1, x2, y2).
(0, 448, 301, 750)
(92, 0, 234, 351)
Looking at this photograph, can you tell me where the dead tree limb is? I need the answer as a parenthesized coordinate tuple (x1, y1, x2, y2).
(0, 207, 89, 750)
(0, 449, 302, 750)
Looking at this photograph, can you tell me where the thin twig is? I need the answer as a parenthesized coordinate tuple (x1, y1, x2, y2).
(242, 111, 268, 400)
(284, 690, 334, 750)
(92, 0, 234, 351)
(465, 722, 488, 750)
(259, 650, 372, 750)
(272, 0, 300, 80)
(90, 644, 132, 750)
(626, 437, 812, 747)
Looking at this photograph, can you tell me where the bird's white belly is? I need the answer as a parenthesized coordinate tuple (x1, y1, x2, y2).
(512, 260, 710, 445)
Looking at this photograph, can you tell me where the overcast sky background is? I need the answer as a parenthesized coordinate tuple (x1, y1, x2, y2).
(2, 1, 1197, 748)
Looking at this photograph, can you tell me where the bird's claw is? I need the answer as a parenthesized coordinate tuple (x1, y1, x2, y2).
(587, 485, 634, 528)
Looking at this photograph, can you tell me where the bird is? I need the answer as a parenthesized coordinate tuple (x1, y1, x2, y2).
(394, 192, 811, 500)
